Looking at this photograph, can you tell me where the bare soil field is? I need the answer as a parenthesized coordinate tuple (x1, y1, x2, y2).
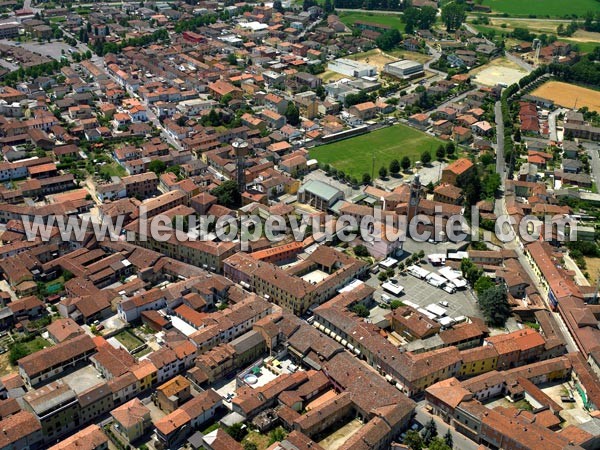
(489, 18, 564, 34)
(584, 256, 600, 284)
(470, 57, 528, 87)
(318, 69, 347, 82)
(531, 81, 600, 112)
(345, 49, 398, 72)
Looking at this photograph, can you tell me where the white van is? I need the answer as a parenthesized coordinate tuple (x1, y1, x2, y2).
(381, 294, 391, 304)
(442, 285, 455, 294)
(439, 301, 450, 307)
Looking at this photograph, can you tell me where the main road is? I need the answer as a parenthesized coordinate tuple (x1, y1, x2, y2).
(493, 94, 578, 353)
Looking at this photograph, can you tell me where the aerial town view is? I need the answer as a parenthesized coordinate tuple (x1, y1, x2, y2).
(0, 0, 599, 449)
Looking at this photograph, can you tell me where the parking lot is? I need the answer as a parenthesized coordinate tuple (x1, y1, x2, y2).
(0, 39, 76, 61)
(365, 256, 484, 322)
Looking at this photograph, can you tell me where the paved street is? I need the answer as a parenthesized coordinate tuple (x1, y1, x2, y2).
(414, 401, 480, 450)
(584, 142, 600, 188)
(548, 108, 568, 142)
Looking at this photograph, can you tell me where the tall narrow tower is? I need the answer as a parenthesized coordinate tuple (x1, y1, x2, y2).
(407, 175, 422, 224)
(232, 139, 248, 193)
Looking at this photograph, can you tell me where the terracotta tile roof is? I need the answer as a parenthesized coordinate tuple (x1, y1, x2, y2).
(110, 398, 150, 429)
(0, 411, 41, 448)
(18, 334, 95, 378)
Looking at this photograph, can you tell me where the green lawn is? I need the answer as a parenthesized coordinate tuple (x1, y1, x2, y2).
(99, 163, 127, 179)
(338, 11, 406, 32)
(560, 39, 600, 54)
(310, 124, 442, 179)
(114, 330, 144, 351)
(482, 0, 598, 17)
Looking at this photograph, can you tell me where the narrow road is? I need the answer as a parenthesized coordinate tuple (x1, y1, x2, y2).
(584, 142, 600, 188)
(494, 100, 506, 196)
(548, 108, 567, 142)
(414, 401, 479, 450)
(504, 51, 534, 73)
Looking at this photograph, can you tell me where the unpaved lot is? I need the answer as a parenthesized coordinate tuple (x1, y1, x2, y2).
(531, 81, 600, 112)
(471, 58, 528, 87)
(318, 418, 363, 450)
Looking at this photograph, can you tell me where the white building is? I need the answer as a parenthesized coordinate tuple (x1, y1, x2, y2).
(383, 59, 424, 79)
(328, 58, 377, 78)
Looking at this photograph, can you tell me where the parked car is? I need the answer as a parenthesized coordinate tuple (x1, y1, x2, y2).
(561, 396, 575, 403)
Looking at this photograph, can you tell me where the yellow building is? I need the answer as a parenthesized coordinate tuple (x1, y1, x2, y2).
(458, 345, 498, 378)
(110, 398, 151, 444)
(132, 360, 158, 391)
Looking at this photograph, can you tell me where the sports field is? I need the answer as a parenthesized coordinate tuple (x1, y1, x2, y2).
(482, 0, 598, 17)
(310, 124, 441, 179)
(338, 11, 405, 32)
(530, 81, 600, 112)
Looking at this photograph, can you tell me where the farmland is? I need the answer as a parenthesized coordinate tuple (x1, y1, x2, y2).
(530, 81, 600, 112)
(481, 0, 599, 17)
(338, 11, 406, 32)
(310, 124, 442, 179)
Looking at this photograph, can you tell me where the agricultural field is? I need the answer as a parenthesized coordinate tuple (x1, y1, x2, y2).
(338, 11, 406, 32)
(470, 57, 528, 87)
(530, 81, 600, 112)
(310, 124, 442, 179)
(472, 18, 600, 53)
(481, 0, 599, 17)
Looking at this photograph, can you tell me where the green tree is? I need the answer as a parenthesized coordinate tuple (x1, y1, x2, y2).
(436, 145, 446, 160)
(429, 437, 452, 450)
(354, 245, 370, 257)
(441, 2, 466, 31)
(285, 102, 300, 126)
(378, 271, 388, 282)
(148, 160, 166, 174)
(421, 418, 438, 445)
(445, 141, 455, 157)
(482, 173, 501, 199)
(389, 159, 400, 175)
(362, 173, 372, 185)
(401, 156, 411, 171)
(379, 166, 388, 178)
(352, 304, 370, 318)
(478, 285, 511, 326)
(421, 150, 432, 165)
(444, 429, 453, 449)
(211, 180, 241, 208)
(323, 0, 334, 13)
(9, 343, 28, 365)
(268, 428, 287, 445)
(225, 423, 247, 441)
(272, 0, 283, 12)
(404, 430, 424, 450)
(376, 28, 402, 51)
(474, 276, 494, 296)
(220, 93, 233, 105)
(419, 6, 437, 30)
(390, 300, 403, 310)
